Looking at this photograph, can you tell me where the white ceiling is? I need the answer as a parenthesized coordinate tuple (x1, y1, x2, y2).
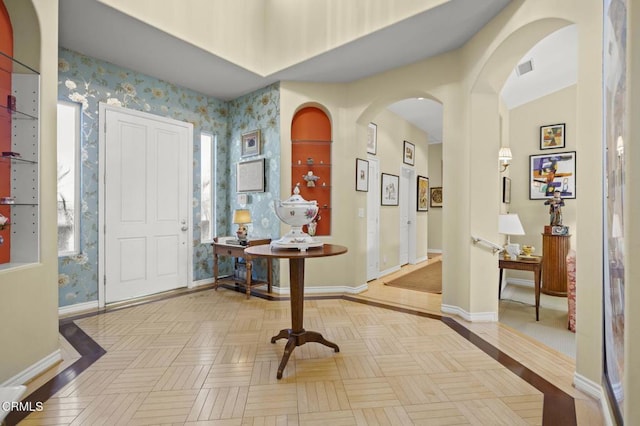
(58, 1, 576, 145)
(387, 25, 577, 143)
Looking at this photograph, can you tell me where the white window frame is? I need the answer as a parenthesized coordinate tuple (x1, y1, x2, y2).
(200, 132, 216, 243)
(56, 100, 81, 256)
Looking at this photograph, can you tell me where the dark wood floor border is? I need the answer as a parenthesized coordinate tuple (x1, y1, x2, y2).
(4, 322, 106, 426)
(441, 316, 577, 426)
(6, 285, 576, 426)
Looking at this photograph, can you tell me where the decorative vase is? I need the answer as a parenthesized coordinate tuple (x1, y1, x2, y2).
(271, 184, 322, 250)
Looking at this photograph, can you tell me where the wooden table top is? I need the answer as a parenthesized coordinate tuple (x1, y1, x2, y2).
(245, 243, 347, 259)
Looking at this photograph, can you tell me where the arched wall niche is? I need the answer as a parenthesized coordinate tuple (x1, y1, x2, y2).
(5, 0, 41, 70)
(0, 0, 14, 264)
(291, 105, 332, 235)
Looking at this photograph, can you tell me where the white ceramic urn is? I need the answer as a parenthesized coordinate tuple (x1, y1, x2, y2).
(272, 184, 322, 250)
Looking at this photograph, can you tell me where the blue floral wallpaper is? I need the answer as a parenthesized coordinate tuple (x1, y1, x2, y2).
(57, 48, 280, 307)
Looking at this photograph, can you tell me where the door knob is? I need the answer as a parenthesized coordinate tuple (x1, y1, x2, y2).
(181, 225, 188, 231)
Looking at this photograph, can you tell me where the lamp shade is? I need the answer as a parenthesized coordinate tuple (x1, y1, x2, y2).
(233, 209, 251, 224)
(498, 147, 512, 163)
(499, 213, 525, 236)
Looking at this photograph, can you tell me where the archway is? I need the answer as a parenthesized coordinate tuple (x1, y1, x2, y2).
(496, 25, 578, 358)
(464, 18, 576, 322)
(359, 95, 443, 285)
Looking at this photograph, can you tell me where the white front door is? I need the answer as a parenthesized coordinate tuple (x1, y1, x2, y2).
(103, 108, 191, 303)
(366, 158, 380, 281)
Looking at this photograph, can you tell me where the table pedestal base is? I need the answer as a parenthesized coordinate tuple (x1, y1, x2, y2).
(271, 328, 339, 379)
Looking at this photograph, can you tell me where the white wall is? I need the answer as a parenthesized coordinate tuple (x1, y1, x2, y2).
(278, 85, 429, 288)
(506, 85, 577, 283)
(372, 108, 429, 269)
(0, 0, 60, 384)
(427, 143, 442, 251)
(626, 2, 639, 422)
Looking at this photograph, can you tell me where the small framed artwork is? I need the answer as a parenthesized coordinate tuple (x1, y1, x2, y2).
(540, 123, 565, 150)
(430, 187, 443, 208)
(355, 158, 369, 192)
(236, 158, 265, 193)
(502, 176, 511, 204)
(417, 175, 429, 211)
(529, 151, 576, 199)
(367, 122, 377, 155)
(381, 173, 399, 206)
(403, 140, 415, 166)
(241, 129, 261, 157)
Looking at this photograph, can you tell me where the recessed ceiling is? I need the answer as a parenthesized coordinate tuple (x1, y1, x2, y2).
(59, 0, 512, 100)
(58, 1, 575, 146)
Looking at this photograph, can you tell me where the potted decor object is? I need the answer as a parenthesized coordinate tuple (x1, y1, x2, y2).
(272, 184, 323, 251)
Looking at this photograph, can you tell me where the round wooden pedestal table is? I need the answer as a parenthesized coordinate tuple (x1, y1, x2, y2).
(244, 243, 348, 379)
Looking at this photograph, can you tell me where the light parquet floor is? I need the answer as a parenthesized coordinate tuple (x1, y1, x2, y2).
(14, 257, 603, 425)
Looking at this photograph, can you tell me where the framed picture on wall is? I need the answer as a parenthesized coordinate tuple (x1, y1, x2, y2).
(502, 176, 511, 204)
(403, 140, 415, 165)
(236, 158, 265, 193)
(430, 187, 443, 208)
(241, 129, 261, 157)
(417, 175, 429, 211)
(381, 173, 399, 206)
(355, 158, 369, 192)
(540, 123, 565, 150)
(529, 151, 576, 199)
(367, 122, 377, 155)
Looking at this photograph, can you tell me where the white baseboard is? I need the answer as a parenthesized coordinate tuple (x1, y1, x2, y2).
(58, 300, 99, 317)
(1, 349, 62, 387)
(441, 304, 498, 322)
(573, 372, 615, 426)
(414, 255, 428, 263)
(379, 265, 401, 277)
(506, 278, 534, 288)
(274, 283, 369, 296)
(573, 372, 602, 400)
(428, 249, 443, 254)
(191, 278, 214, 288)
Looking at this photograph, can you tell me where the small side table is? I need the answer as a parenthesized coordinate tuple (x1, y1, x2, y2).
(499, 255, 543, 321)
(213, 237, 272, 299)
(245, 243, 348, 379)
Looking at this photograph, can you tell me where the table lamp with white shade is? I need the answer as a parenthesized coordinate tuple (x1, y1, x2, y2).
(499, 213, 525, 259)
(233, 209, 252, 245)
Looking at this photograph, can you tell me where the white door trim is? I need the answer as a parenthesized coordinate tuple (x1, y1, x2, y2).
(401, 165, 417, 264)
(97, 103, 194, 308)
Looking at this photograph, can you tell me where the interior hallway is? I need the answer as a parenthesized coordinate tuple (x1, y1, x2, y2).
(8, 257, 602, 425)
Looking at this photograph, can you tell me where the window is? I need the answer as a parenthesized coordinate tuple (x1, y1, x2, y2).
(57, 101, 81, 255)
(200, 132, 216, 242)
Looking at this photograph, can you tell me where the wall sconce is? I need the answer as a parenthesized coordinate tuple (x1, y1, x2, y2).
(499, 147, 512, 172)
(233, 209, 252, 245)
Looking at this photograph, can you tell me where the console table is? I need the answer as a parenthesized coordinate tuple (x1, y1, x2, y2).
(499, 255, 543, 321)
(213, 237, 272, 299)
(244, 243, 348, 379)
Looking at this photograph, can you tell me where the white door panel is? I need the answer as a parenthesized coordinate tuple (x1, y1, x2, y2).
(104, 109, 190, 303)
